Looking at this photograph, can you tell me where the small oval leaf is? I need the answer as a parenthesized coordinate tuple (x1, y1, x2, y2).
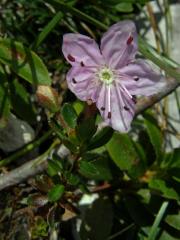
(61, 103, 78, 129)
(48, 184, 65, 202)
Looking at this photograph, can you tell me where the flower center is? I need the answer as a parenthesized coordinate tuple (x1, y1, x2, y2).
(98, 67, 114, 85)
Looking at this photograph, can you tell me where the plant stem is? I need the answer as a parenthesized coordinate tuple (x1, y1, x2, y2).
(0, 129, 53, 167)
(0, 139, 59, 191)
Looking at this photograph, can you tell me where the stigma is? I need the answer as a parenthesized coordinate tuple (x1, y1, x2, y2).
(98, 67, 114, 85)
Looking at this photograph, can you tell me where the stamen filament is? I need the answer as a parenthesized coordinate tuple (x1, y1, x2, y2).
(108, 85, 111, 116)
(120, 84, 133, 99)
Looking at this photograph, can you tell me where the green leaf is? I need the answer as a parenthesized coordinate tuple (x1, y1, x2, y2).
(159, 231, 180, 240)
(115, 3, 133, 12)
(63, 139, 79, 153)
(80, 197, 113, 240)
(147, 201, 169, 240)
(87, 127, 113, 150)
(161, 151, 173, 168)
(129, 142, 147, 177)
(106, 133, 138, 171)
(79, 155, 112, 180)
(73, 100, 84, 115)
(0, 38, 51, 85)
(47, 159, 62, 177)
(169, 168, 180, 183)
(167, 148, 180, 168)
(10, 79, 37, 123)
(165, 214, 180, 231)
(76, 117, 97, 143)
(149, 179, 179, 200)
(144, 113, 163, 161)
(64, 172, 80, 186)
(48, 184, 65, 202)
(0, 66, 10, 128)
(31, 216, 48, 238)
(61, 103, 78, 129)
(125, 195, 153, 226)
(138, 130, 156, 165)
(79, 161, 98, 176)
(51, 119, 78, 152)
(32, 11, 63, 49)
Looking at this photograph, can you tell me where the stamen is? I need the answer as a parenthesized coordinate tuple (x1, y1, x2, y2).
(120, 83, 137, 104)
(108, 112, 111, 119)
(98, 67, 114, 85)
(133, 76, 139, 81)
(127, 36, 133, 45)
(124, 106, 130, 111)
(132, 95, 137, 104)
(121, 84, 133, 99)
(72, 78, 77, 83)
(67, 54, 75, 62)
(81, 61, 85, 67)
(107, 86, 111, 117)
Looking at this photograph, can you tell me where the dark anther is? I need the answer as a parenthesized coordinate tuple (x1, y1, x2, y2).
(101, 107, 105, 111)
(133, 76, 139, 81)
(127, 36, 133, 45)
(81, 61, 85, 67)
(72, 78, 77, 83)
(67, 54, 75, 62)
(124, 106, 130, 111)
(132, 95, 137, 104)
(108, 112, 111, 119)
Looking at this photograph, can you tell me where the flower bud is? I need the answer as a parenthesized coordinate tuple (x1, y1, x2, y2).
(36, 85, 59, 113)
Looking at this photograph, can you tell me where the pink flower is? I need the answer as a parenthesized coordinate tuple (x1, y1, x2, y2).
(62, 20, 165, 132)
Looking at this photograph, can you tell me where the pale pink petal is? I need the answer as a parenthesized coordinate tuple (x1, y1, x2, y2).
(62, 33, 104, 67)
(96, 84, 135, 132)
(119, 60, 166, 96)
(100, 20, 138, 69)
(66, 66, 101, 101)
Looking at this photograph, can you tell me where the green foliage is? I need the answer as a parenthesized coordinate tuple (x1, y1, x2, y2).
(149, 179, 179, 200)
(32, 11, 63, 49)
(115, 3, 133, 12)
(10, 79, 37, 123)
(31, 216, 48, 239)
(0, 66, 10, 127)
(144, 113, 163, 161)
(80, 197, 113, 240)
(0, 38, 51, 85)
(87, 126, 113, 150)
(0, 0, 179, 239)
(61, 103, 78, 129)
(107, 133, 137, 170)
(76, 117, 97, 143)
(79, 154, 113, 180)
(48, 184, 65, 202)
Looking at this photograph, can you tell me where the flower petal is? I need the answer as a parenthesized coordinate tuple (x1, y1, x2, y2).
(96, 84, 135, 132)
(119, 59, 166, 96)
(66, 66, 101, 101)
(100, 20, 138, 69)
(62, 33, 104, 67)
